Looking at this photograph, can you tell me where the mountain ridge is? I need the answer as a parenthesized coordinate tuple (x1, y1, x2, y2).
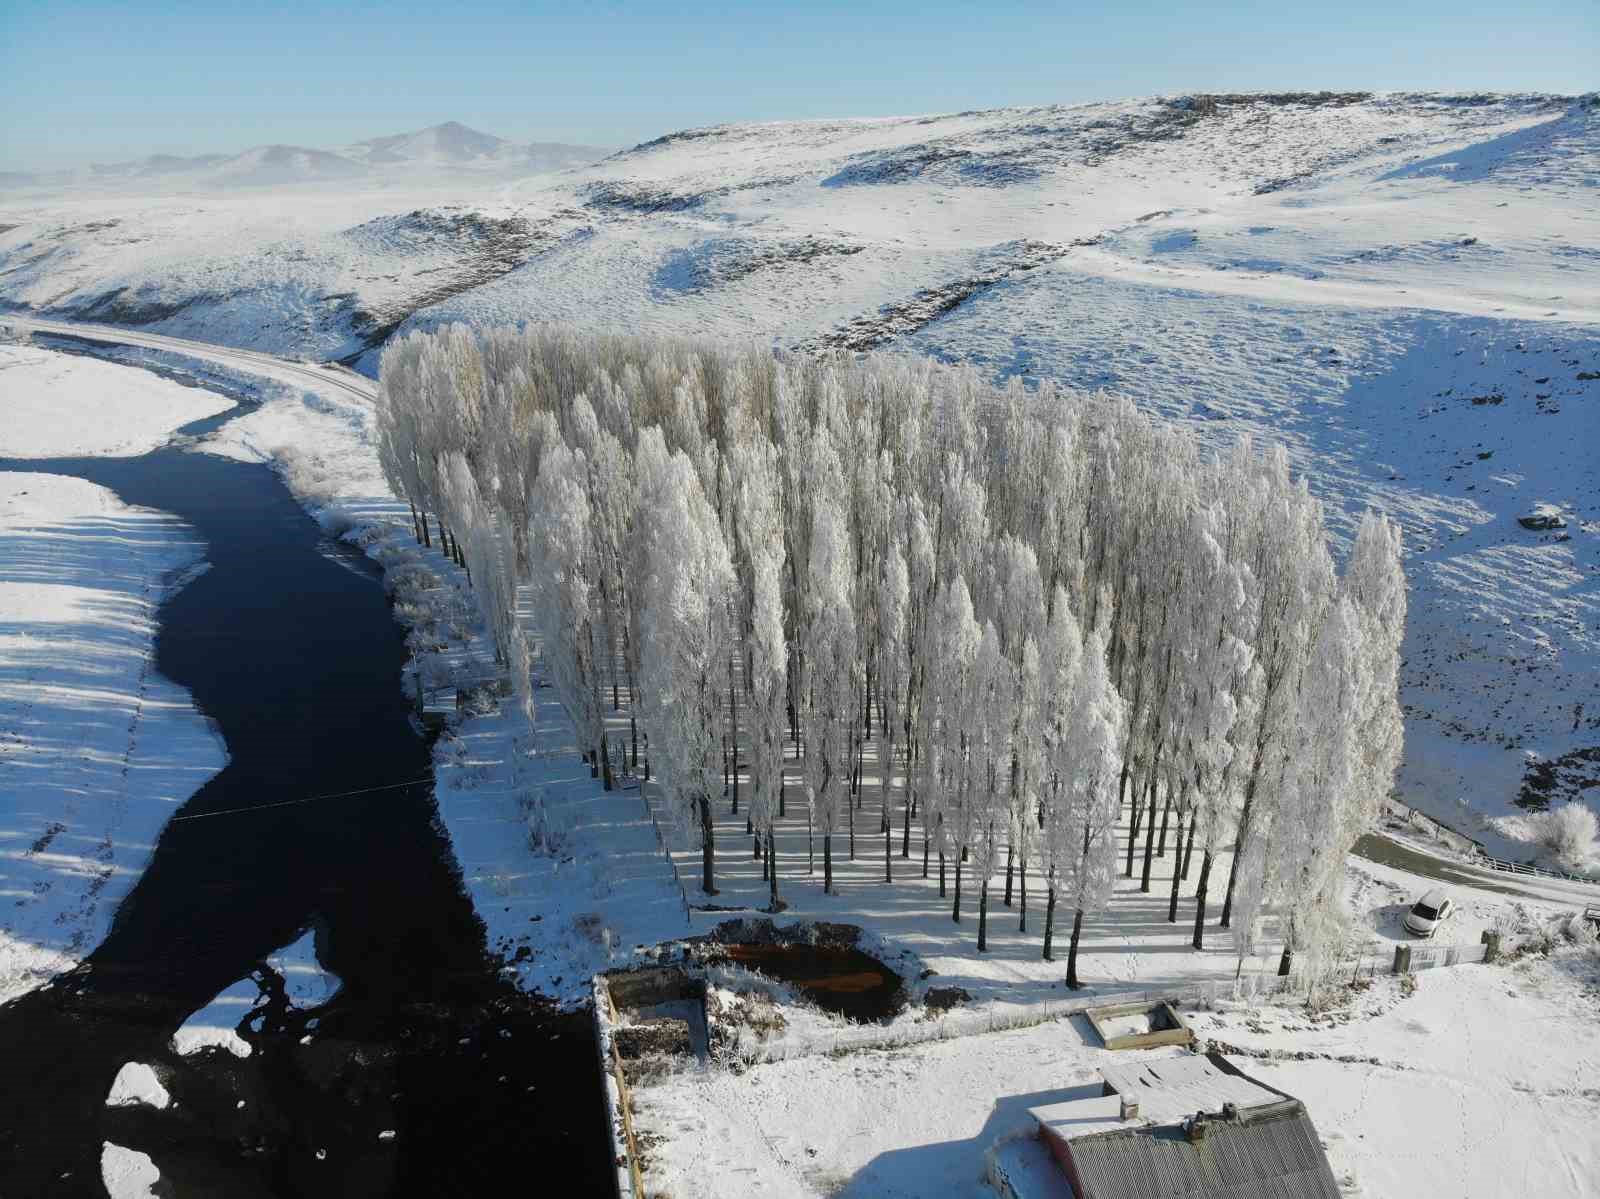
(2, 121, 610, 191)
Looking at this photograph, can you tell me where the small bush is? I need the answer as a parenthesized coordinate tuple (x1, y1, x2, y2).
(1527, 802, 1600, 872)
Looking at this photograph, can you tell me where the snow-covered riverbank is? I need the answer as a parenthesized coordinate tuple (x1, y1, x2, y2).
(0, 345, 231, 1002)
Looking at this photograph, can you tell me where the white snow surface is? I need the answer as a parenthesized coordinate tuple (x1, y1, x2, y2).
(0, 465, 225, 1003)
(0, 342, 233, 456)
(105, 1061, 170, 1110)
(170, 929, 342, 1058)
(100, 1142, 162, 1199)
(4, 90, 1595, 837)
(633, 947, 1600, 1199)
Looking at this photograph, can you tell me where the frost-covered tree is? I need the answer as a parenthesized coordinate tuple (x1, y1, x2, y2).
(375, 323, 1403, 970)
(1057, 624, 1124, 987)
(1274, 596, 1364, 985)
(802, 471, 856, 894)
(1341, 510, 1407, 836)
(633, 430, 736, 894)
(1220, 449, 1335, 928)
(527, 443, 608, 781)
(876, 539, 910, 882)
(732, 432, 789, 907)
(971, 621, 1010, 951)
(1038, 589, 1084, 962)
(924, 577, 984, 920)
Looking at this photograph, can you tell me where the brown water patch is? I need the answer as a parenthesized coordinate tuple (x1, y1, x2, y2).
(720, 944, 902, 1023)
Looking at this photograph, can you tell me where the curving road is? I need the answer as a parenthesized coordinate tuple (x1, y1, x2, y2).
(7, 314, 378, 405)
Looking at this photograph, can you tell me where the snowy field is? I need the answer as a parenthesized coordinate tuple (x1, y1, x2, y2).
(630, 942, 1600, 1199)
(0, 342, 232, 455)
(3, 91, 1595, 845)
(0, 348, 229, 1002)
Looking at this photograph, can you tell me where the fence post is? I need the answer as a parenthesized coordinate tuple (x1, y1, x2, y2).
(1392, 945, 1411, 974)
(1480, 930, 1501, 963)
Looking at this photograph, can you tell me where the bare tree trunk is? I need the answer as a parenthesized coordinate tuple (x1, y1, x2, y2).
(697, 794, 716, 895)
(1157, 797, 1172, 856)
(1221, 808, 1251, 929)
(863, 665, 872, 740)
(1140, 781, 1161, 893)
(902, 777, 914, 858)
(1167, 811, 1185, 922)
(1004, 845, 1015, 907)
(729, 674, 739, 814)
(420, 510, 432, 548)
(823, 833, 833, 895)
(978, 878, 989, 952)
(1043, 886, 1057, 960)
(952, 856, 962, 923)
(600, 732, 614, 792)
(769, 831, 780, 910)
(1018, 846, 1028, 932)
(848, 748, 856, 861)
(1125, 779, 1140, 879)
(1066, 909, 1086, 988)
(409, 501, 422, 544)
(1181, 820, 1196, 880)
(1192, 851, 1215, 950)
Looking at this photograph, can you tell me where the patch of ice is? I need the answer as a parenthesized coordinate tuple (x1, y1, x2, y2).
(101, 1143, 162, 1199)
(105, 1062, 170, 1110)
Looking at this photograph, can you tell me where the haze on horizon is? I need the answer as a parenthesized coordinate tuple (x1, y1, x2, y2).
(1, 0, 1595, 172)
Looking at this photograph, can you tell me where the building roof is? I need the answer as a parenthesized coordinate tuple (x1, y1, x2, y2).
(1031, 1054, 1285, 1140)
(1026, 1054, 1340, 1199)
(1063, 1100, 1340, 1199)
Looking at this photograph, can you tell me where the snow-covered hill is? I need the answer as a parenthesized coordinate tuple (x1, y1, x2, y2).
(1, 90, 1596, 842)
(0, 121, 608, 194)
(341, 120, 600, 174)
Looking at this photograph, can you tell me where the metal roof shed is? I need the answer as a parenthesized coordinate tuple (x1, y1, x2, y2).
(1058, 1098, 1340, 1199)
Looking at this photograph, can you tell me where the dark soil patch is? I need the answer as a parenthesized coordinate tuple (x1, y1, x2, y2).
(697, 919, 905, 1022)
(802, 238, 1091, 353)
(923, 986, 971, 1014)
(1517, 745, 1600, 810)
(719, 943, 902, 1023)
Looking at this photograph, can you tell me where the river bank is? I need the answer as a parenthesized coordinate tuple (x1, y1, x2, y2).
(0, 344, 612, 1195)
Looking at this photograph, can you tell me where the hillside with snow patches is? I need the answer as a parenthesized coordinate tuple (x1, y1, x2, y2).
(1, 91, 1596, 848)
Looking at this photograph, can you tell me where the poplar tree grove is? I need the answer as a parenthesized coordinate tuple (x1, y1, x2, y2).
(376, 323, 1406, 989)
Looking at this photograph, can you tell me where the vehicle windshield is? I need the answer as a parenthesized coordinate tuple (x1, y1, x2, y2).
(1412, 903, 1439, 921)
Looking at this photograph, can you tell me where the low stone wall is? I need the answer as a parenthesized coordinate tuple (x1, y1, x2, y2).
(591, 965, 711, 1198)
(591, 976, 640, 1199)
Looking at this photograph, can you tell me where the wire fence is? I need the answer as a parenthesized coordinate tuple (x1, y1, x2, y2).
(1471, 854, 1600, 888)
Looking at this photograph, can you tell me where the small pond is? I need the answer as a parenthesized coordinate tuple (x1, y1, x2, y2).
(720, 943, 903, 1023)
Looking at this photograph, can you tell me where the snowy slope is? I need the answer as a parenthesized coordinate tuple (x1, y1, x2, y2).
(2, 91, 1596, 838)
(0, 469, 225, 1002)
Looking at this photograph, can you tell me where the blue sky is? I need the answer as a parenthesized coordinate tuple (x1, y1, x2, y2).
(1, 0, 1594, 170)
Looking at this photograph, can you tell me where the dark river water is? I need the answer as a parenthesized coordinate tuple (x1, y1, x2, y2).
(0, 400, 610, 1195)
